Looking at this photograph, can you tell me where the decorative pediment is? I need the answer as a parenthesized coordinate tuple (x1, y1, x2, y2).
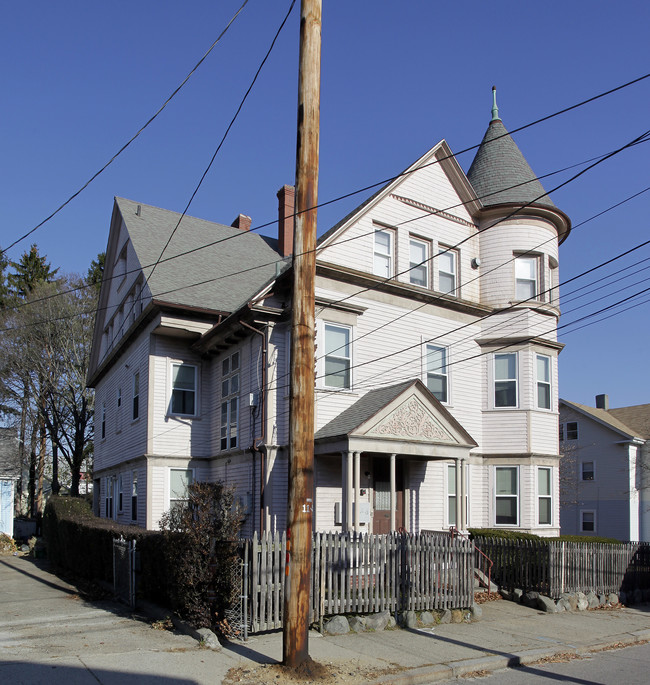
(365, 396, 456, 443)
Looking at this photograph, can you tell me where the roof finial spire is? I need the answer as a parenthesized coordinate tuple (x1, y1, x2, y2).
(491, 85, 500, 122)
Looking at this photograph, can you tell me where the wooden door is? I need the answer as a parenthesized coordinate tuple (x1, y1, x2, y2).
(372, 457, 403, 534)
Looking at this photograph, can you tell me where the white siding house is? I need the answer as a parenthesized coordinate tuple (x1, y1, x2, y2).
(559, 395, 650, 541)
(88, 96, 571, 537)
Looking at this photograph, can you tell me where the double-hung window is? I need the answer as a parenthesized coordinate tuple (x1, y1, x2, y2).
(581, 510, 596, 533)
(447, 463, 468, 527)
(537, 467, 552, 525)
(131, 471, 138, 521)
(118, 474, 123, 512)
(425, 344, 448, 402)
(324, 323, 351, 389)
(566, 421, 578, 440)
(494, 353, 517, 407)
(132, 372, 140, 420)
(536, 355, 551, 409)
(581, 461, 594, 481)
(171, 363, 197, 415)
(169, 468, 193, 511)
(220, 352, 240, 450)
(495, 466, 518, 525)
(438, 247, 457, 295)
(409, 237, 429, 287)
(101, 402, 106, 439)
(515, 255, 539, 300)
(373, 228, 394, 278)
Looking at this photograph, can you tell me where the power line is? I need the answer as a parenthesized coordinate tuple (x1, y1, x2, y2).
(0, 0, 251, 258)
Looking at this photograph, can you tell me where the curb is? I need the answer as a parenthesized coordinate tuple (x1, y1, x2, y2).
(365, 633, 649, 685)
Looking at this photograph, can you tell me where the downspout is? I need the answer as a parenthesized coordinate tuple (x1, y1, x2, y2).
(240, 320, 268, 534)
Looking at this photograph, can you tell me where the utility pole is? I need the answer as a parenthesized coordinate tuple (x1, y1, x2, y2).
(283, 0, 321, 669)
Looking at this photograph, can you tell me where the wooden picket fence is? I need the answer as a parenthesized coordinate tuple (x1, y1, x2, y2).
(474, 537, 650, 598)
(244, 530, 474, 633)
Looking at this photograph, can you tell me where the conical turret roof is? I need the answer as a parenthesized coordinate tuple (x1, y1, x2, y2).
(467, 94, 555, 209)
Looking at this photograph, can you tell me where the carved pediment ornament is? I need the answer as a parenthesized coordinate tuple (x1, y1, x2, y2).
(367, 396, 454, 442)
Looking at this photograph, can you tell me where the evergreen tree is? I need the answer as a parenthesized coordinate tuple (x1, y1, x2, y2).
(7, 244, 58, 299)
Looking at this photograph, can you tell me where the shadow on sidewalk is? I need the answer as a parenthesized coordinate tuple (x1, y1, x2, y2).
(0, 661, 198, 685)
(407, 628, 603, 685)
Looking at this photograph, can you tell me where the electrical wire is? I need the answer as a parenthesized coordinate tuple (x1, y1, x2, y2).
(0, 0, 251, 257)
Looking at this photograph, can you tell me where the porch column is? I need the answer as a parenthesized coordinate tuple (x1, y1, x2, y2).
(341, 451, 353, 532)
(354, 452, 361, 533)
(460, 459, 468, 531)
(455, 457, 462, 531)
(390, 453, 397, 532)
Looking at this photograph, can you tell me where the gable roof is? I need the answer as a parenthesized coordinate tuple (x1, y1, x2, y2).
(315, 379, 477, 450)
(316, 140, 481, 249)
(560, 399, 645, 441)
(115, 197, 284, 314)
(467, 117, 556, 209)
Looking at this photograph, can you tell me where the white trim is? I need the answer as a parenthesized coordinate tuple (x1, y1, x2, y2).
(437, 245, 457, 296)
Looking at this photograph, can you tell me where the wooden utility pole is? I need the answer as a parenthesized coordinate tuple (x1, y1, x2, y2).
(283, 0, 321, 669)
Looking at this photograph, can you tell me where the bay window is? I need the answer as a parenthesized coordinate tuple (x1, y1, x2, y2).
(494, 353, 517, 407)
(537, 467, 552, 525)
(171, 363, 197, 416)
(495, 466, 518, 525)
(536, 355, 551, 409)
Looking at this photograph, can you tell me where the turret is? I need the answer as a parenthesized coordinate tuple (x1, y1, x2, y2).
(468, 88, 571, 312)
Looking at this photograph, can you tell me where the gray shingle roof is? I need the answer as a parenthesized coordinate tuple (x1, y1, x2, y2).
(315, 381, 416, 440)
(467, 119, 556, 209)
(607, 404, 650, 440)
(117, 197, 286, 314)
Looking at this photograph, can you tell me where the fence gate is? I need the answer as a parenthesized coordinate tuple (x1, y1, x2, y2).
(113, 536, 136, 608)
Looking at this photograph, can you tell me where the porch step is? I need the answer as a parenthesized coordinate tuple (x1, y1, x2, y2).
(474, 568, 498, 593)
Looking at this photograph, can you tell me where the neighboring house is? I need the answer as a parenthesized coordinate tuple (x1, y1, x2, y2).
(559, 394, 650, 541)
(88, 95, 571, 537)
(0, 428, 20, 537)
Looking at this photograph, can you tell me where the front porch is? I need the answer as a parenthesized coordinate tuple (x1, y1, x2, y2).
(313, 379, 477, 534)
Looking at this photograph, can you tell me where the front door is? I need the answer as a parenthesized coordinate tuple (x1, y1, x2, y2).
(372, 457, 403, 534)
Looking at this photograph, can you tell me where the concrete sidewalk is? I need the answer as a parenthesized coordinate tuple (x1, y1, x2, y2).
(1, 554, 649, 684)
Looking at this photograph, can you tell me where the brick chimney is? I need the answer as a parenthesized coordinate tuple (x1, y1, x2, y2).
(231, 214, 252, 231)
(277, 184, 295, 257)
(595, 394, 609, 410)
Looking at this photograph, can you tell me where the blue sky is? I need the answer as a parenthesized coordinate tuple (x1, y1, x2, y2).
(1, 1, 649, 407)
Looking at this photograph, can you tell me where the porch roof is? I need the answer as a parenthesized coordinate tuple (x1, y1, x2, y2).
(314, 379, 477, 458)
